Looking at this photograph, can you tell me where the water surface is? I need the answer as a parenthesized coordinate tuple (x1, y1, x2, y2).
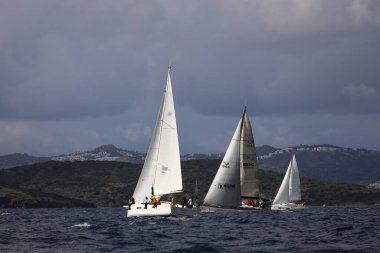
(1, 206, 379, 252)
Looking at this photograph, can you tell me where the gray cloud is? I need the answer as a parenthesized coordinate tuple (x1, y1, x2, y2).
(0, 0, 380, 155)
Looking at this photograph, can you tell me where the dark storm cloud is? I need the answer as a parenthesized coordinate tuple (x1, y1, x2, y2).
(1, 0, 379, 119)
(168, 1, 380, 117)
(0, 0, 164, 119)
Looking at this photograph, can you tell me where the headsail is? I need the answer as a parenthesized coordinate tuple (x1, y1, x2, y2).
(272, 160, 292, 205)
(132, 68, 182, 202)
(203, 119, 242, 208)
(240, 107, 260, 198)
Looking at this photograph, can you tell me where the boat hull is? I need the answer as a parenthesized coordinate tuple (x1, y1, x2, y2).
(271, 203, 306, 211)
(200, 205, 265, 213)
(125, 202, 198, 217)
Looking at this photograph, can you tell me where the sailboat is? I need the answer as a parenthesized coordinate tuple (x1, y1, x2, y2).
(202, 107, 264, 211)
(271, 154, 306, 210)
(125, 67, 197, 217)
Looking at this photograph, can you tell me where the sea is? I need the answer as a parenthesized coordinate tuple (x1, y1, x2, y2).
(1, 206, 379, 253)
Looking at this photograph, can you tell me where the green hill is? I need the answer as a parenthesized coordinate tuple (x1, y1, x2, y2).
(0, 184, 94, 208)
(0, 160, 379, 207)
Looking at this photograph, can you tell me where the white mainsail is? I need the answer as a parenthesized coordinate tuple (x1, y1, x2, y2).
(289, 154, 301, 201)
(132, 68, 182, 203)
(240, 108, 260, 198)
(203, 119, 242, 208)
(272, 154, 301, 205)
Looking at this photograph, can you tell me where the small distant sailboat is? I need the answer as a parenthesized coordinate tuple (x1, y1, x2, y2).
(202, 107, 264, 211)
(271, 154, 306, 210)
(125, 67, 197, 217)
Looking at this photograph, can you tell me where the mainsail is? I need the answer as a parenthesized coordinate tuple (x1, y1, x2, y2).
(240, 108, 260, 198)
(289, 154, 301, 201)
(132, 68, 182, 202)
(203, 119, 242, 208)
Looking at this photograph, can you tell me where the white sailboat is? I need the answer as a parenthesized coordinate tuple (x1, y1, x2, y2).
(125, 67, 197, 217)
(202, 107, 263, 210)
(271, 154, 306, 210)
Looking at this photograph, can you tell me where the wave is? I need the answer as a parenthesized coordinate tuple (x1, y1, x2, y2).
(72, 222, 91, 228)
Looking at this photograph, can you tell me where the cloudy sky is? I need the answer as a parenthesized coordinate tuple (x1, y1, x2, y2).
(0, 0, 379, 156)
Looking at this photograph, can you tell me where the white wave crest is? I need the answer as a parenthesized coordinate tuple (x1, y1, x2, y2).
(72, 222, 91, 228)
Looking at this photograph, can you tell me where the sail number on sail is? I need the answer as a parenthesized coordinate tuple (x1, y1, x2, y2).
(218, 184, 236, 190)
(222, 162, 230, 168)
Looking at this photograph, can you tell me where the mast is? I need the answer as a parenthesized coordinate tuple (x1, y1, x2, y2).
(195, 180, 198, 197)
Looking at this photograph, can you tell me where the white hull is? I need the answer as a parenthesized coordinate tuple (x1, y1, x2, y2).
(125, 202, 198, 217)
(271, 203, 306, 211)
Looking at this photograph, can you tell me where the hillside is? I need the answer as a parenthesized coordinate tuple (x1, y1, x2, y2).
(0, 184, 94, 208)
(0, 160, 379, 207)
(257, 145, 380, 185)
(0, 153, 50, 169)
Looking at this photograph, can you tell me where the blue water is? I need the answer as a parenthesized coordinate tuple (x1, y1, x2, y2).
(1, 207, 379, 252)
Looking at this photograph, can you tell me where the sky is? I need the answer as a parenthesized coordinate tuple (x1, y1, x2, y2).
(0, 0, 380, 156)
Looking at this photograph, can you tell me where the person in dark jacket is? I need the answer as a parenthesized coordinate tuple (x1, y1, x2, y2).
(128, 197, 135, 210)
(182, 197, 187, 208)
(144, 197, 149, 209)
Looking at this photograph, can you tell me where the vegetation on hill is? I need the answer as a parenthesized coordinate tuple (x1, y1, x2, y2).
(0, 184, 94, 208)
(0, 160, 379, 208)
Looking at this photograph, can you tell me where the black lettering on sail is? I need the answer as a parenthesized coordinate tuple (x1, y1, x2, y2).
(222, 162, 230, 168)
(224, 184, 235, 189)
(218, 184, 235, 190)
(161, 166, 168, 174)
